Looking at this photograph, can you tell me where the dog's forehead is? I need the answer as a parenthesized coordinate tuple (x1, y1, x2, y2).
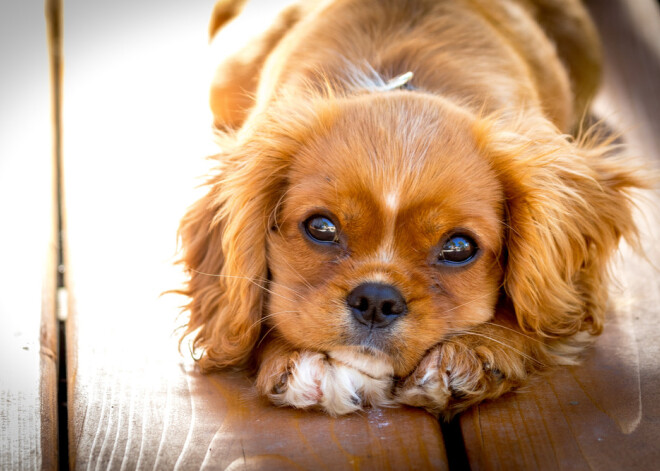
(289, 94, 500, 218)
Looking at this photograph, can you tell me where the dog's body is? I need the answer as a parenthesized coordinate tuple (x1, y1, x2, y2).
(180, 0, 642, 417)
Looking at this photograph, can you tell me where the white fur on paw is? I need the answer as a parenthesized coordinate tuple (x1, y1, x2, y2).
(268, 349, 395, 416)
(327, 347, 395, 411)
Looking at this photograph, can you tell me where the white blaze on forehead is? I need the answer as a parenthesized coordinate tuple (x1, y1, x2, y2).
(376, 189, 400, 263)
(385, 192, 399, 211)
(364, 271, 393, 284)
(377, 246, 394, 263)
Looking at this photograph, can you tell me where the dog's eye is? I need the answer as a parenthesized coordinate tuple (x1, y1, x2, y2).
(438, 235, 478, 265)
(304, 215, 338, 243)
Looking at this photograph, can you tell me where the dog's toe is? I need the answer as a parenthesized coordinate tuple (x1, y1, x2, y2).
(395, 348, 451, 414)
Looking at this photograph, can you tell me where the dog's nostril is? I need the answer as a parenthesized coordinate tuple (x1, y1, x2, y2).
(348, 296, 370, 312)
(381, 300, 405, 316)
(346, 282, 407, 328)
(381, 301, 394, 316)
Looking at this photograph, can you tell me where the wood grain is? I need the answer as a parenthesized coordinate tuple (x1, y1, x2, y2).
(68, 360, 445, 470)
(61, 1, 447, 469)
(459, 0, 660, 469)
(0, 1, 59, 469)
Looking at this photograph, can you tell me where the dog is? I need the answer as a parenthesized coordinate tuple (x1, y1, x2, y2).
(178, 0, 643, 418)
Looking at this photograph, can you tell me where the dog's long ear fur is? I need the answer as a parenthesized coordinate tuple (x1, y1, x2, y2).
(178, 97, 319, 370)
(178, 134, 291, 371)
(476, 115, 644, 339)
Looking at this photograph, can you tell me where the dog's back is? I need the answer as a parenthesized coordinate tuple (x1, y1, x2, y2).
(208, 0, 600, 132)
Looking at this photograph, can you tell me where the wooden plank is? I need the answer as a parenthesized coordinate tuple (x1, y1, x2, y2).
(61, 1, 448, 468)
(0, 1, 59, 469)
(459, 0, 660, 469)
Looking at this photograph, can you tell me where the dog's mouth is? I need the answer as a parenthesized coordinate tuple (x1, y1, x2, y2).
(339, 319, 408, 362)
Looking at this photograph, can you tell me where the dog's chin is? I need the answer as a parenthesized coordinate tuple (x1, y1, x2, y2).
(326, 346, 395, 380)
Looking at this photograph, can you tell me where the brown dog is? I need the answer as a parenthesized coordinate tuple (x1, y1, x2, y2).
(179, 0, 642, 417)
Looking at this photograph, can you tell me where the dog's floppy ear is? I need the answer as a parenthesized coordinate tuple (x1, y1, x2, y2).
(476, 116, 644, 339)
(178, 136, 289, 371)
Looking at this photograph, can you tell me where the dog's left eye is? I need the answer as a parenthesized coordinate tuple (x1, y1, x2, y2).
(304, 215, 339, 243)
(437, 234, 478, 265)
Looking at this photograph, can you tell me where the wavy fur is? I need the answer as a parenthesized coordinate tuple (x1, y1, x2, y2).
(178, 0, 646, 417)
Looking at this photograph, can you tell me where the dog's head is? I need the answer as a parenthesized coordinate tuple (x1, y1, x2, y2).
(179, 89, 640, 376)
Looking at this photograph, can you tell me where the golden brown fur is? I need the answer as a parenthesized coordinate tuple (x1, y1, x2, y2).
(179, 0, 643, 418)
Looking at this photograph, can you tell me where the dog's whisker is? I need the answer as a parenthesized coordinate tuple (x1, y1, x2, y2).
(248, 310, 301, 331)
(187, 267, 303, 299)
(256, 323, 282, 350)
(481, 321, 547, 346)
(279, 256, 314, 291)
(268, 182, 305, 231)
(448, 331, 545, 367)
(441, 288, 502, 315)
(188, 268, 303, 302)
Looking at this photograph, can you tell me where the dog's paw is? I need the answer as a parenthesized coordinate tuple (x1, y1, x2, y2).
(394, 346, 451, 414)
(257, 349, 394, 416)
(395, 340, 512, 418)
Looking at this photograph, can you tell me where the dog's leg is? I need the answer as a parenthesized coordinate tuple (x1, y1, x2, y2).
(395, 310, 566, 419)
(514, 0, 602, 121)
(209, 1, 305, 129)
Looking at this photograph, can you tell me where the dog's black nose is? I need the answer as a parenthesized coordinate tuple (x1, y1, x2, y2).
(347, 282, 407, 328)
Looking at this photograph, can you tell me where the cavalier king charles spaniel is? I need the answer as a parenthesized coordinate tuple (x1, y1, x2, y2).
(178, 0, 643, 418)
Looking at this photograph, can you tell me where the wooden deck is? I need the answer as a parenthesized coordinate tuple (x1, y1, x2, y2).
(1, 0, 659, 469)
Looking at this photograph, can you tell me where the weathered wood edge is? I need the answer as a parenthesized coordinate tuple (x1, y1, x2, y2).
(42, 0, 63, 468)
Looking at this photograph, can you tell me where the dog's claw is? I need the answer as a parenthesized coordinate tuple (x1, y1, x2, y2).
(272, 371, 289, 394)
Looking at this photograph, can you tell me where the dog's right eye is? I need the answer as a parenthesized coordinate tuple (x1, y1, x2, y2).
(304, 215, 339, 243)
(437, 234, 478, 265)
